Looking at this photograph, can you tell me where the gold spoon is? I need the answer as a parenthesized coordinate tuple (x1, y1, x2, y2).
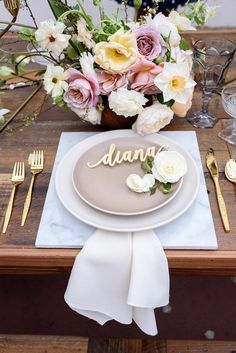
(225, 159, 236, 183)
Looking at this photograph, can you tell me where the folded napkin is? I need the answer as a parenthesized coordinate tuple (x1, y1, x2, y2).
(64, 229, 169, 335)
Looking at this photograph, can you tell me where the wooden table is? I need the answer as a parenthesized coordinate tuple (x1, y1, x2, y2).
(1, 29, 236, 341)
(1, 29, 236, 276)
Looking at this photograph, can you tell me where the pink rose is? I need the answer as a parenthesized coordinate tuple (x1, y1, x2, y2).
(128, 58, 163, 94)
(136, 24, 166, 61)
(96, 70, 128, 95)
(63, 68, 99, 115)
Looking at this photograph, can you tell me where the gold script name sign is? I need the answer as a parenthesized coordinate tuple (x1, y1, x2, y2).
(87, 143, 158, 168)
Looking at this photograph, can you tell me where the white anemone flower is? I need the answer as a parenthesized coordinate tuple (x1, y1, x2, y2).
(168, 11, 196, 31)
(43, 65, 68, 97)
(35, 20, 71, 55)
(154, 62, 196, 104)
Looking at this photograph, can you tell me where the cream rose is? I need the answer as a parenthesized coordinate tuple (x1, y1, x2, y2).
(126, 174, 155, 193)
(152, 151, 187, 183)
(132, 101, 173, 136)
(94, 28, 141, 73)
(108, 88, 148, 117)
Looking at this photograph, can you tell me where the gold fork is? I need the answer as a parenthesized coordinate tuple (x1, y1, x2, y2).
(21, 150, 44, 226)
(2, 162, 25, 234)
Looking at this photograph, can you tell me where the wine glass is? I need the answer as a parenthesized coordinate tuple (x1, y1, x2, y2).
(218, 84, 236, 145)
(187, 39, 236, 129)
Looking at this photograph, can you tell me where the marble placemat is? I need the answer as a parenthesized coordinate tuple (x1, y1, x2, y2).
(35, 131, 218, 250)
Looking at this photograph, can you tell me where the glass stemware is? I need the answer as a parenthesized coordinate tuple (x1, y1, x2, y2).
(218, 84, 236, 145)
(187, 39, 236, 129)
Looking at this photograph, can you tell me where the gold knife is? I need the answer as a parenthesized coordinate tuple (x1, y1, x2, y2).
(206, 148, 230, 233)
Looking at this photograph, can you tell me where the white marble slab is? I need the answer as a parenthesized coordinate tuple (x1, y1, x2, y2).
(35, 131, 218, 250)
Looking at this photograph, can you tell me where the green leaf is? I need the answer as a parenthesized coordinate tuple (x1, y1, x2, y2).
(35, 70, 46, 77)
(67, 44, 80, 59)
(156, 93, 175, 107)
(19, 27, 35, 41)
(180, 38, 190, 51)
(141, 156, 154, 173)
(0, 80, 6, 88)
(48, 0, 70, 18)
(158, 182, 172, 194)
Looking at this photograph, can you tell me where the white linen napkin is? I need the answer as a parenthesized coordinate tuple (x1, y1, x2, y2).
(64, 229, 169, 335)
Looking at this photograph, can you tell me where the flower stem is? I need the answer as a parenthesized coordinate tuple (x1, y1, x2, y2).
(0, 21, 36, 29)
(24, 0, 38, 28)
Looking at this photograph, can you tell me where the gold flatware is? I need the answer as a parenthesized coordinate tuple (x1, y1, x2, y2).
(206, 148, 230, 233)
(2, 162, 25, 234)
(225, 159, 236, 184)
(21, 150, 44, 226)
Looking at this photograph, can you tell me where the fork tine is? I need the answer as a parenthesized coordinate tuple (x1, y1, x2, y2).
(12, 162, 17, 176)
(19, 162, 22, 176)
(32, 150, 36, 166)
(16, 162, 20, 176)
(41, 150, 44, 166)
(22, 162, 25, 177)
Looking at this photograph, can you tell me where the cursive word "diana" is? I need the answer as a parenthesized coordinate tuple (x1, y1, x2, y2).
(87, 143, 158, 168)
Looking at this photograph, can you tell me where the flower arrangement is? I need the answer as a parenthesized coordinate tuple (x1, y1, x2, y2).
(0, 0, 215, 135)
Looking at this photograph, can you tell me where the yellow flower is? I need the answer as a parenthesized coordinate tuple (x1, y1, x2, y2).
(94, 28, 141, 73)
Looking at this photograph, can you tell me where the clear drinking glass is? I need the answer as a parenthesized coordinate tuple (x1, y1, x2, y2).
(187, 39, 236, 128)
(218, 84, 236, 145)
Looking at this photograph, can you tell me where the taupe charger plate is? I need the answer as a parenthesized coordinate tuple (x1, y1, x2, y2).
(72, 137, 182, 216)
(55, 130, 199, 232)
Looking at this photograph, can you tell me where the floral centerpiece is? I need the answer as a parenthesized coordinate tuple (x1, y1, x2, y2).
(0, 0, 216, 135)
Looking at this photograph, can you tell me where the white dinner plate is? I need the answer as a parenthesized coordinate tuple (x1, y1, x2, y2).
(55, 130, 200, 232)
(72, 137, 183, 216)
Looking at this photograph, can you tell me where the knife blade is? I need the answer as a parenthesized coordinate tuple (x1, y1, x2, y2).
(206, 148, 230, 233)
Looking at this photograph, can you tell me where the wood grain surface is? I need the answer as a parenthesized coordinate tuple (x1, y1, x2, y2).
(0, 335, 235, 353)
(1, 29, 236, 274)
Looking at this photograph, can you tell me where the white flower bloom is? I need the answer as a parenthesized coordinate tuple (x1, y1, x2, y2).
(154, 62, 196, 104)
(0, 109, 10, 124)
(80, 52, 96, 77)
(0, 109, 10, 116)
(133, 101, 173, 136)
(205, 5, 220, 21)
(43, 65, 68, 97)
(151, 13, 181, 47)
(126, 21, 140, 31)
(168, 10, 196, 31)
(152, 151, 187, 183)
(109, 88, 148, 117)
(70, 106, 102, 125)
(77, 17, 95, 49)
(35, 20, 71, 55)
(126, 173, 155, 193)
(0, 66, 14, 77)
(170, 46, 193, 70)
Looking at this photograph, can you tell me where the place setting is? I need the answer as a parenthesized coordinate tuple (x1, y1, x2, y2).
(1, 0, 236, 343)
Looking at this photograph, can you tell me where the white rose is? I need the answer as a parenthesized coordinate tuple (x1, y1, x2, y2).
(132, 101, 174, 136)
(152, 13, 181, 47)
(168, 11, 196, 31)
(126, 174, 155, 193)
(152, 151, 187, 183)
(109, 88, 148, 118)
